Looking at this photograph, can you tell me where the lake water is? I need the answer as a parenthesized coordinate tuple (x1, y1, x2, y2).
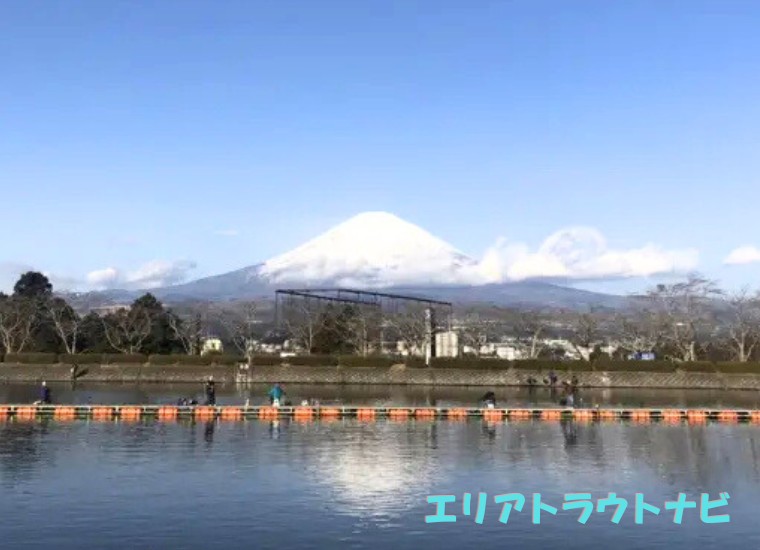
(2, 381, 760, 408)
(1, 417, 760, 549)
(2, 383, 760, 548)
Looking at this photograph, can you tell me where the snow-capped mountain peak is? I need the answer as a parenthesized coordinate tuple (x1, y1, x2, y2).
(258, 211, 478, 287)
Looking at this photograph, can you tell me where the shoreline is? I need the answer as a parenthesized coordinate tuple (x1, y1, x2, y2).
(3, 363, 760, 390)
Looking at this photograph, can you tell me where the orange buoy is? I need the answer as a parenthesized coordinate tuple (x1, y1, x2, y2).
(319, 407, 341, 419)
(220, 407, 242, 421)
(541, 410, 562, 421)
(661, 409, 682, 424)
(573, 409, 594, 422)
(389, 409, 411, 421)
(414, 408, 436, 420)
(750, 411, 760, 424)
(631, 409, 651, 423)
(54, 406, 77, 421)
(509, 409, 531, 421)
(259, 406, 279, 419)
(158, 406, 178, 421)
(194, 406, 216, 420)
(687, 410, 707, 424)
(0, 406, 9, 420)
(483, 409, 504, 422)
(356, 408, 376, 421)
(447, 408, 468, 420)
(294, 407, 315, 423)
(599, 410, 617, 422)
(92, 406, 114, 421)
(718, 410, 738, 423)
(16, 406, 37, 421)
(120, 406, 142, 421)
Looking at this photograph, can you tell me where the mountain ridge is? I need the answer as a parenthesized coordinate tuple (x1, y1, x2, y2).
(68, 211, 633, 310)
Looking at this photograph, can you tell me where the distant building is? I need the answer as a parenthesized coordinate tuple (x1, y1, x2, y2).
(90, 304, 131, 316)
(201, 338, 223, 355)
(435, 331, 459, 358)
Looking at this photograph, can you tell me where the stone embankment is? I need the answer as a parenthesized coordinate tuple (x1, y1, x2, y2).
(2, 363, 760, 390)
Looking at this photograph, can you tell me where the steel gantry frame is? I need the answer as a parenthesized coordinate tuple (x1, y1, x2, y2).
(273, 288, 454, 360)
(274, 288, 452, 324)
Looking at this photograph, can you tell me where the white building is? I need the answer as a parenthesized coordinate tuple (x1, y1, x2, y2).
(201, 337, 223, 355)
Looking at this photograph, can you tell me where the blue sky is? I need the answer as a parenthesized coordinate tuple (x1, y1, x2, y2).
(1, 0, 759, 294)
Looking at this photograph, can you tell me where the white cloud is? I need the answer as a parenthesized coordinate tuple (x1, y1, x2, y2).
(214, 229, 239, 237)
(86, 260, 197, 290)
(475, 227, 699, 283)
(724, 245, 760, 265)
(86, 267, 120, 287)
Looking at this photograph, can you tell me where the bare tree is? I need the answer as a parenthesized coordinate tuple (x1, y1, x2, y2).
(514, 310, 547, 359)
(387, 307, 429, 357)
(614, 308, 660, 356)
(568, 310, 600, 361)
(167, 311, 203, 355)
(281, 300, 324, 353)
(46, 297, 81, 354)
(648, 274, 721, 362)
(102, 308, 152, 354)
(0, 295, 35, 353)
(725, 288, 760, 362)
(217, 301, 260, 362)
(342, 306, 381, 357)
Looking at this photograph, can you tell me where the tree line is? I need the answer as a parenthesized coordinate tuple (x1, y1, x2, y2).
(3, 271, 760, 363)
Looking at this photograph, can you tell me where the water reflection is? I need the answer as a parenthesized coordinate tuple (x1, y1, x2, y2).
(0, 420, 760, 549)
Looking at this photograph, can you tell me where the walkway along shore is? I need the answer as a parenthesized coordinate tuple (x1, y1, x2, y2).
(3, 363, 760, 390)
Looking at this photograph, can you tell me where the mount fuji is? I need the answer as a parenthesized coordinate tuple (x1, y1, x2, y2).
(258, 212, 482, 287)
(73, 212, 629, 309)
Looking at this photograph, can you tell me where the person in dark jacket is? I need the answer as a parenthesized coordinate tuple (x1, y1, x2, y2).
(204, 377, 216, 406)
(39, 381, 51, 404)
(481, 391, 497, 408)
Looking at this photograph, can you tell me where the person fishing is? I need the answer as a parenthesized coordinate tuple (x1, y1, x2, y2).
(481, 391, 497, 409)
(38, 381, 51, 405)
(204, 376, 216, 406)
(269, 383, 285, 406)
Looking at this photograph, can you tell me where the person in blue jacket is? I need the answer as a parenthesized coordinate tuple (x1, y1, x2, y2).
(268, 383, 285, 405)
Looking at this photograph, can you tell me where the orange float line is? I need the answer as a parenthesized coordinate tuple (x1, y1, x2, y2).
(414, 409, 436, 420)
(718, 410, 739, 423)
(541, 410, 562, 421)
(447, 408, 468, 420)
(220, 407, 242, 421)
(750, 411, 760, 424)
(92, 406, 114, 421)
(573, 409, 594, 422)
(0, 406, 9, 420)
(16, 406, 37, 421)
(194, 406, 216, 421)
(598, 410, 617, 421)
(319, 407, 341, 419)
(686, 410, 707, 424)
(54, 406, 77, 421)
(120, 407, 142, 421)
(509, 409, 532, 421)
(388, 409, 411, 421)
(294, 407, 315, 418)
(483, 409, 504, 422)
(158, 406, 178, 421)
(631, 410, 651, 423)
(258, 406, 280, 419)
(356, 408, 376, 421)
